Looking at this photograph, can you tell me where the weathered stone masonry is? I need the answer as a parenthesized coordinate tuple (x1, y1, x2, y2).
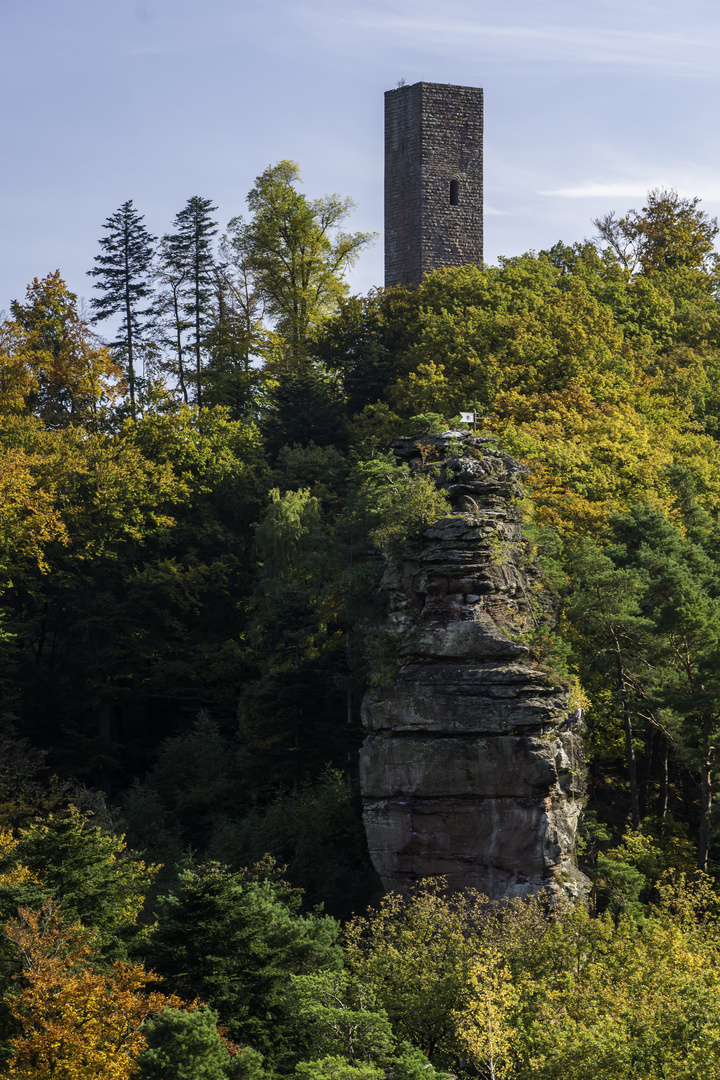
(385, 82, 484, 288)
(359, 433, 587, 900)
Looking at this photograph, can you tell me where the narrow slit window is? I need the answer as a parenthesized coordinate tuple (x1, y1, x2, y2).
(449, 179, 459, 205)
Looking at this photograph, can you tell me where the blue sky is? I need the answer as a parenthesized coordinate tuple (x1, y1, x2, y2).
(2, 0, 720, 314)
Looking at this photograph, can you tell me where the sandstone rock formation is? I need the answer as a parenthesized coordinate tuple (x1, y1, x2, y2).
(359, 431, 587, 900)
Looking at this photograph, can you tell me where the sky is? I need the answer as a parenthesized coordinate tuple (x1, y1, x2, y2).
(2, 0, 720, 315)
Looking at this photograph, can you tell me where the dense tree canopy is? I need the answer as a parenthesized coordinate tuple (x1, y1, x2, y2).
(4, 181, 720, 1075)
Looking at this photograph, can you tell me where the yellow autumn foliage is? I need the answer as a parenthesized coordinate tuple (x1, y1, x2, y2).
(4, 901, 183, 1080)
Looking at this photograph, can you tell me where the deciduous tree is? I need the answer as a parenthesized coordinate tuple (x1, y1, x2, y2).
(4, 901, 179, 1079)
(6, 273, 122, 428)
(594, 187, 719, 275)
(228, 161, 373, 363)
(343, 883, 487, 1067)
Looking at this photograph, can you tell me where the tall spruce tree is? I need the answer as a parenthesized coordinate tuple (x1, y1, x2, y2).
(87, 199, 156, 418)
(154, 241, 191, 403)
(163, 196, 218, 406)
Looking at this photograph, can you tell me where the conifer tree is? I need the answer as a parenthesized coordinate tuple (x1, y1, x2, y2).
(162, 196, 218, 406)
(154, 240, 191, 403)
(87, 200, 156, 418)
(145, 860, 341, 1054)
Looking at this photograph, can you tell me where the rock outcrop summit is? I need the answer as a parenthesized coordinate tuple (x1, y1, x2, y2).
(359, 431, 587, 900)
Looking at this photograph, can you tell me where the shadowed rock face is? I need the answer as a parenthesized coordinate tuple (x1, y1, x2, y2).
(359, 432, 587, 900)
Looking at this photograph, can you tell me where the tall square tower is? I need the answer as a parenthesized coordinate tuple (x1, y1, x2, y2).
(384, 81, 484, 288)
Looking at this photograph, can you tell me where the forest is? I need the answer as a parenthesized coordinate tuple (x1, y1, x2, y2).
(2, 168, 720, 1076)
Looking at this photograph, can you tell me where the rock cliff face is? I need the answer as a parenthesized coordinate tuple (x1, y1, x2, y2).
(359, 432, 587, 900)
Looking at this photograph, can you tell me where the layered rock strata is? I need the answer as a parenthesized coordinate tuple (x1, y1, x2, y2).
(359, 432, 587, 900)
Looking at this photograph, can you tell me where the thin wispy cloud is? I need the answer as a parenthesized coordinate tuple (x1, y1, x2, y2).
(544, 177, 720, 201)
(291, 0, 720, 72)
(4, 0, 720, 302)
(542, 182, 666, 199)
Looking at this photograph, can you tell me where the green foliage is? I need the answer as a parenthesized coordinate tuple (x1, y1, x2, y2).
(262, 367, 349, 460)
(0, 737, 73, 831)
(121, 713, 236, 855)
(294, 1056, 384, 1080)
(350, 453, 451, 552)
(5, 806, 155, 957)
(313, 233, 720, 536)
(144, 859, 342, 1053)
(287, 971, 449, 1080)
(207, 770, 377, 919)
(505, 880, 720, 1079)
(254, 488, 324, 581)
(390, 1043, 452, 1080)
(6, 186, 720, 1078)
(566, 501, 720, 865)
(288, 969, 396, 1067)
(313, 286, 421, 418)
(240, 483, 349, 799)
(162, 196, 219, 406)
(341, 877, 720, 1080)
(137, 1005, 257, 1080)
(594, 187, 720, 274)
(1, 403, 267, 788)
(229, 161, 374, 362)
(273, 442, 350, 511)
(576, 809, 611, 864)
(595, 850, 649, 920)
(343, 882, 488, 1067)
(2, 272, 122, 429)
(87, 199, 157, 416)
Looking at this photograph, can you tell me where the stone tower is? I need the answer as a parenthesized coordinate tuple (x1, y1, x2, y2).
(384, 81, 484, 288)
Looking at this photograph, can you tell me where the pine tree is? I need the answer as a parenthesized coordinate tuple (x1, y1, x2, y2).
(144, 860, 341, 1054)
(137, 1005, 251, 1080)
(87, 199, 156, 418)
(162, 196, 218, 406)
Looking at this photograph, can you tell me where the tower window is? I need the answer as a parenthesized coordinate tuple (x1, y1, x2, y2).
(449, 179, 459, 205)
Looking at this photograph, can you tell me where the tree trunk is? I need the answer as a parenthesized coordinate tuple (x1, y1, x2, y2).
(639, 727, 653, 820)
(172, 286, 188, 404)
(34, 602, 48, 664)
(124, 240, 136, 419)
(611, 633, 641, 827)
(698, 716, 714, 872)
(195, 254, 202, 407)
(657, 735, 669, 828)
(623, 701, 641, 828)
(346, 627, 353, 785)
